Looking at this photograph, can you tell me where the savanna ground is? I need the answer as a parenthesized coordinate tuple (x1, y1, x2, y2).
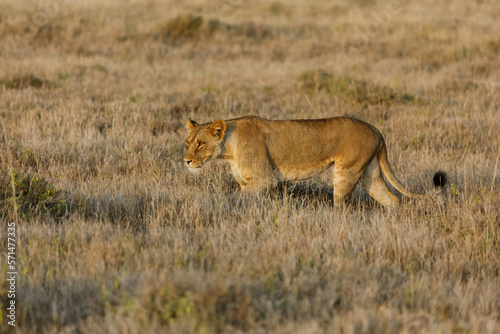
(1, 0, 499, 332)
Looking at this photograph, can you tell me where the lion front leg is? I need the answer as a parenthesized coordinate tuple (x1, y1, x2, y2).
(241, 176, 276, 194)
(230, 157, 276, 194)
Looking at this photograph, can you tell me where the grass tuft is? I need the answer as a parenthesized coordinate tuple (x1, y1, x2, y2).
(159, 15, 205, 42)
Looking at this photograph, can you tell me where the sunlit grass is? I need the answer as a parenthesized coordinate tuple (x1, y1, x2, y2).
(0, 0, 499, 333)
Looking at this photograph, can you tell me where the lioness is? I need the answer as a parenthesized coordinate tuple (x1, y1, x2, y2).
(184, 116, 446, 210)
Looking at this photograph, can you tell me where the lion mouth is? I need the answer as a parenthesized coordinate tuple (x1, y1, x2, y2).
(186, 162, 202, 169)
(184, 155, 211, 169)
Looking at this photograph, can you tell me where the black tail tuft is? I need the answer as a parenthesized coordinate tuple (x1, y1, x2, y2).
(433, 171, 447, 188)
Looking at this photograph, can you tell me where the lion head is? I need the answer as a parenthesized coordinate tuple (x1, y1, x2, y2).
(184, 118, 226, 170)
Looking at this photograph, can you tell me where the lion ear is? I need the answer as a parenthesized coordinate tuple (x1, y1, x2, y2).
(209, 120, 226, 141)
(186, 118, 198, 131)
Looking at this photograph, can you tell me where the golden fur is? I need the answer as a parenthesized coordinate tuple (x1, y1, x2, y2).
(184, 116, 446, 210)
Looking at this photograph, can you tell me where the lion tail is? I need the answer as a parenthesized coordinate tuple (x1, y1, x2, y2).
(377, 140, 447, 199)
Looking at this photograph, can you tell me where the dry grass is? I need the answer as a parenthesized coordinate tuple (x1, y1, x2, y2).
(1, 0, 499, 333)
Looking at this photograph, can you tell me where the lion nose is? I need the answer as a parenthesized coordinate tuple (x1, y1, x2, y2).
(184, 159, 192, 166)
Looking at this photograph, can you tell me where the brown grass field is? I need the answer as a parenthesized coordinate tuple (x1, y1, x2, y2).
(1, 0, 500, 332)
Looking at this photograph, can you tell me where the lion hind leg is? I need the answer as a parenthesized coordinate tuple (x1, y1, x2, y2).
(360, 157, 399, 207)
(333, 166, 362, 211)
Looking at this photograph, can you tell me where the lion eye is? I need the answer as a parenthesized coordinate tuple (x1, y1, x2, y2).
(198, 142, 205, 148)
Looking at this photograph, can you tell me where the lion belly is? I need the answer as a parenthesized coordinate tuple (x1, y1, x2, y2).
(274, 161, 334, 182)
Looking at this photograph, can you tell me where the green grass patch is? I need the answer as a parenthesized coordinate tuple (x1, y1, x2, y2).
(0, 74, 53, 90)
(1, 169, 67, 219)
(297, 70, 416, 105)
